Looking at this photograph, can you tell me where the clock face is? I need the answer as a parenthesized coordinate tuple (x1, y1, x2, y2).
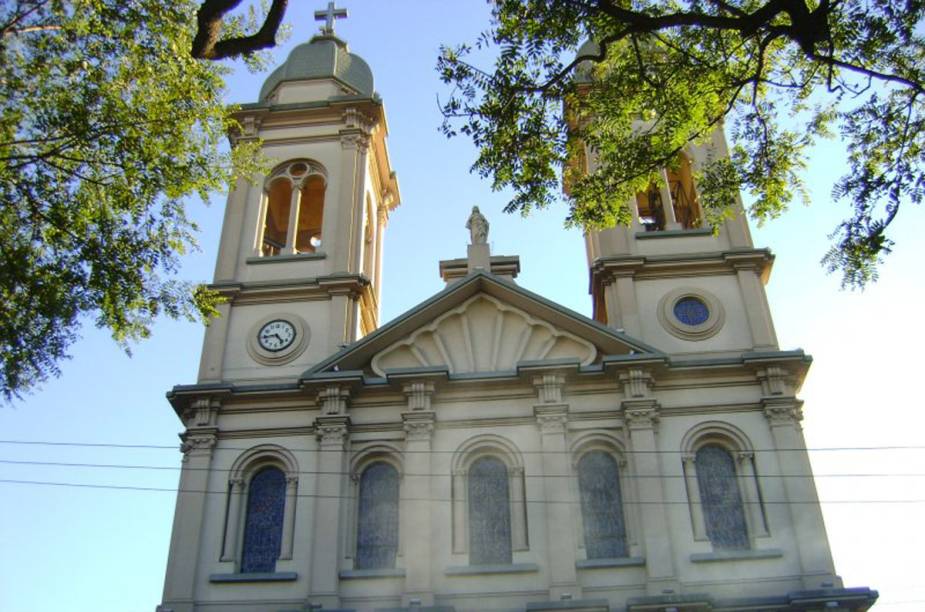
(257, 319, 297, 352)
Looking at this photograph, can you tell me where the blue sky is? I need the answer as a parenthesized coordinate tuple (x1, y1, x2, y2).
(1, 2, 924, 610)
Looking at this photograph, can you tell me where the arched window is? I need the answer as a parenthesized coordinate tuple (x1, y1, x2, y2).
(468, 456, 512, 565)
(634, 152, 701, 232)
(578, 451, 627, 559)
(355, 462, 400, 569)
(695, 445, 749, 550)
(667, 152, 700, 229)
(240, 466, 287, 573)
(260, 160, 326, 257)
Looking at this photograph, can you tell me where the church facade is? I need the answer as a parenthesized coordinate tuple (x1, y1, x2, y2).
(157, 17, 877, 612)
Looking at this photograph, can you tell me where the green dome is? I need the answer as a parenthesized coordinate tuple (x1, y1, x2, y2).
(259, 35, 374, 102)
(574, 40, 601, 84)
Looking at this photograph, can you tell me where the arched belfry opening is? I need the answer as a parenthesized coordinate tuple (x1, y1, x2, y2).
(260, 160, 327, 257)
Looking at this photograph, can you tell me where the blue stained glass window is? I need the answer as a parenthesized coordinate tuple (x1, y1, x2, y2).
(578, 451, 628, 559)
(696, 445, 749, 550)
(241, 466, 287, 573)
(468, 456, 512, 565)
(674, 297, 710, 326)
(356, 462, 400, 569)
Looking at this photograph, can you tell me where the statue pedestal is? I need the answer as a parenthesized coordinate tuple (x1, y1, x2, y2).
(467, 243, 491, 273)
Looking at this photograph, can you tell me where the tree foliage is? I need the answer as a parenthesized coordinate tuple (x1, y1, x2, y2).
(438, 0, 925, 287)
(0, 0, 265, 399)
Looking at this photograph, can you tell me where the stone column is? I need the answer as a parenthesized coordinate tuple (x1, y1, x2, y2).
(309, 384, 351, 608)
(402, 393, 436, 606)
(763, 397, 838, 588)
(681, 454, 706, 541)
(160, 414, 218, 612)
(220, 478, 245, 561)
(451, 469, 467, 553)
(534, 374, 579, 600)
(620, 370, 677, 594)
(737, 451, 769, 538)
(280, 476, 299, 560)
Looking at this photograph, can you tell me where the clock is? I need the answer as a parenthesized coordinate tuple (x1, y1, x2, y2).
(257, 319, 297, 352)
(248, 314, 310, 365)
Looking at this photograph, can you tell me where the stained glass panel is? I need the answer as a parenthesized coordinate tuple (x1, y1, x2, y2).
(355, 462, 400, 569)
(696, 445, 749, 550)
(578, 451, 628, 558)
(240, 467, 286, 573)
(674, 297, 710, 326)
(468, 456, 512, 565)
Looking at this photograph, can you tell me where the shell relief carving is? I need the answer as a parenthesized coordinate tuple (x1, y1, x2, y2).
(371, 294, 597, 376)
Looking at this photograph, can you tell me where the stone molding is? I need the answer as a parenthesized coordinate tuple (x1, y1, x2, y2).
(402, 411, 436, 441)
(179, 430, 218, 461)
(622, 399, 660, 430)
(534, 404, 569, 434)
(757, 366, 792, 397)
(762, 397, 804, 425)
(318, 385, 351, 415)
(182, 397, 220, 429)
(619, 368, 654, 399)
(533, 374, 566, 404)
(315, 415, 351, 447)
(403, 381, 436, 411)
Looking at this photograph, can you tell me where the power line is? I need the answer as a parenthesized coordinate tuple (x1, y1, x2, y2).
(1, 438, 924, 454)
(2, 458, 924, 480)
(1, 478, 924, 505)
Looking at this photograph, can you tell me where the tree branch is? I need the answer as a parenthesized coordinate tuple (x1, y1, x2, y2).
(190, 0, 288, 61)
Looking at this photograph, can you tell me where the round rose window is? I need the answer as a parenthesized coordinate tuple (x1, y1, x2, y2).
(673, 296, 710, 326)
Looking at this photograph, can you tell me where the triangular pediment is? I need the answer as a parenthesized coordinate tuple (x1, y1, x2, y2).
(371, 293, 597, 376)
(305, 272, 661, 379)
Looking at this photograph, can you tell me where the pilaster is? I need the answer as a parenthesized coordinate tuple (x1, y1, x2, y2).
(763, 397, 839, 588)
(619, 371, 677, 594)
(310, 406, 351, 607)
(533, 374, 580, 600)
(401, 384, 437, 604)
(161, 397, 220, 612)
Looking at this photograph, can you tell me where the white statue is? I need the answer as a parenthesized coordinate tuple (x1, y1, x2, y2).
(466, 206, 489, 245)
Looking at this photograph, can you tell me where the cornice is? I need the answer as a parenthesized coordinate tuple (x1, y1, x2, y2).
(590, 248, 774, 284)
(209, 273, 371, 305)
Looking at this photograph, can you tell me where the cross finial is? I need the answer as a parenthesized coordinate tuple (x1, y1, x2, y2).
(314, 2, 348, 36)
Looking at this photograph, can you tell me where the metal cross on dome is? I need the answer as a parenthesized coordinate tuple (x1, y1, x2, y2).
(314, 1, 348, 36)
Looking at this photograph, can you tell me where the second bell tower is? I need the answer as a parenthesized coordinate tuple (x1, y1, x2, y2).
(197, 28, 400, 384)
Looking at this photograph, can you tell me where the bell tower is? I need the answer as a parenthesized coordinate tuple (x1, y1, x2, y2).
(197, 22, 400, 384)
(585, 129, 778, 357)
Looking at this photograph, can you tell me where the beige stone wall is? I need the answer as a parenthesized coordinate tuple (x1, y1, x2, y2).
(161, 368, 837, 612)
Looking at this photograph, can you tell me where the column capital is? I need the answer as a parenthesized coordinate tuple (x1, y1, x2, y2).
(534, 404, 568, 434)
(403, 381, 436, 411)
(618, 368, 654, 399)
(762, 397, 804, 425)
(318, 384, 351, 415)
(179, 429, 218, 461)
(402, 410, 436, 441)
(622, 399, 660, 430)
(315, 415, 351, 447)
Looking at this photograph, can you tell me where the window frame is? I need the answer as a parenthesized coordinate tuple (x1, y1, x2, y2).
(569, 433, 641, 561)
(681, 423, 769, 550)
(346, 447, 404, 570)
(222, 445, 300, 571)
(450, 435, 528, 564)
